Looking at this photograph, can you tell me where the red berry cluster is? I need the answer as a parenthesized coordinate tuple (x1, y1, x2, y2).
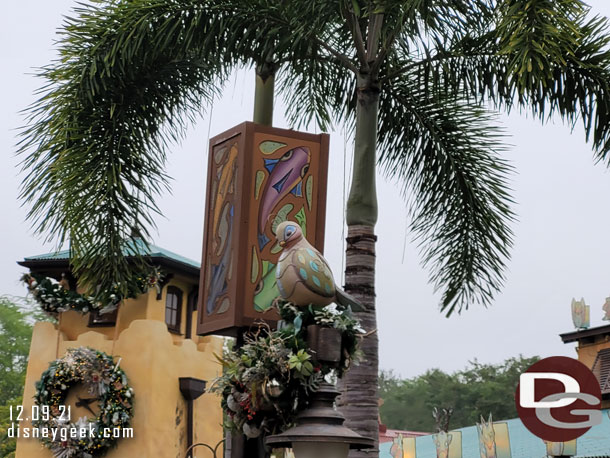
(240, 397, 256, 421)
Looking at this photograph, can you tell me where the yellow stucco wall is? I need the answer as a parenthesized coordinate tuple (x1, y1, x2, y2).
(16, 280, 225, 458)
(61, 276, 198, 342)
(575, 339, 610, 368)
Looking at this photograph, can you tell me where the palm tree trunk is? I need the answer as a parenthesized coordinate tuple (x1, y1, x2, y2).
(253, 62, 277, 126)
(338, 75, 380, 457)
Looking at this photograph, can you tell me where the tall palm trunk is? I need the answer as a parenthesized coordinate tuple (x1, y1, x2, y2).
(253, 62, 277, 126)
(338, 74, 380, 457)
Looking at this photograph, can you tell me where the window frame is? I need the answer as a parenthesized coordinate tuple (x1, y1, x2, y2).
(165, 286, 183, 334)
(185, 289, 198, 339)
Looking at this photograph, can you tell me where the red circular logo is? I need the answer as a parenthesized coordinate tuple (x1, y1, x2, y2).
(515, 356, 602, 442)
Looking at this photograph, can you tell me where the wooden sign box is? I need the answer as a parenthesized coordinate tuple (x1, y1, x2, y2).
(197, 122, 329, 336)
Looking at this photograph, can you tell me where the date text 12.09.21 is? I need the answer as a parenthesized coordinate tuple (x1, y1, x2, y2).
(10, 405, 71, 423)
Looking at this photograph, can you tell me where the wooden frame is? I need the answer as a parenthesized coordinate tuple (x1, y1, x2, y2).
(185, 288, 198, 339)
(197, 122, 329, 336)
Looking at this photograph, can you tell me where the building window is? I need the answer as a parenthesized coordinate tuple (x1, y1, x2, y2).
(165, 286, 183, 334)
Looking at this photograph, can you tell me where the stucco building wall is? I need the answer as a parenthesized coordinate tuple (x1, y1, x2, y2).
(16, 284, 224, 458)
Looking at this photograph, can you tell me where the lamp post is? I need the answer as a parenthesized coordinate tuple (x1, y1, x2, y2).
(265, 325, 374, 458)
(265, 381, 373, 457)
(179, 377, 207, 458)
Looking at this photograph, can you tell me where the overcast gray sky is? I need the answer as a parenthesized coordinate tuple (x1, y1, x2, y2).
(3, 1, 610, 379)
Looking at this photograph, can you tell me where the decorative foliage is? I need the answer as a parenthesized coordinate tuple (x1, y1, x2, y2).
(210, 300, 363, 438)
(21, 269, 161, 316)
(34, 347, 133, 457)
(279, 301, 364, 376)
(16, 0, 266, 304)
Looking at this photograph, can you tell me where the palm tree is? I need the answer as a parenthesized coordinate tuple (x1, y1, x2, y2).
(19, 1, 610, 456)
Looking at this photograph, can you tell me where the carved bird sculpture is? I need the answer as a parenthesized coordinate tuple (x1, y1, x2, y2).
(275, 221, 362, 311)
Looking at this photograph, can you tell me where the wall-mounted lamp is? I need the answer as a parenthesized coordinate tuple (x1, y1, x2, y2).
(179, 377, 207, 458)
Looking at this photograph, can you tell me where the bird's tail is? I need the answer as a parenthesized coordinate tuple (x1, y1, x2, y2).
(335, 287, 364, 312)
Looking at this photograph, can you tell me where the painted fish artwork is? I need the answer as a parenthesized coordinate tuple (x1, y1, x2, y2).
(207, 205, 234, 314)
(253, 260, 280, 312)
(571, 298, 590, 329)
(198, 123, 329, 336)
(257, 146, 310, 250)
(204, 141, 238, 316)
(212, 144, 238, 251)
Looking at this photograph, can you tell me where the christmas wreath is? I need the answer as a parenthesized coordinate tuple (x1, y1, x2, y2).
(21, 268, 161, 316)
(211, 301, 364, 439)
(34, 347, 134, 458)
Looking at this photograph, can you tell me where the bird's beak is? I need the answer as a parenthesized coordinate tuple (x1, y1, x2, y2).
(279, 240, 285, 247)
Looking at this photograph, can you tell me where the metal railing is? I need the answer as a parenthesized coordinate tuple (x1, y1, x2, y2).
(184, 439, 225, 458)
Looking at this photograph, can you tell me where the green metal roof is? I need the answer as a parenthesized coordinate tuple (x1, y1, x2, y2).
(380, 410, 610, 457)
(23, 239, 200, 269)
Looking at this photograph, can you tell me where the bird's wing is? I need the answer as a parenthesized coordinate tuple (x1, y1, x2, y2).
(292, 247, 335, 298)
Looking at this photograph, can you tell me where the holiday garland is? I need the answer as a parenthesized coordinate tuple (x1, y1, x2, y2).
(34, 347, 134, 458)
(211, 301, 364, 439)
(21, 269, 161, 315)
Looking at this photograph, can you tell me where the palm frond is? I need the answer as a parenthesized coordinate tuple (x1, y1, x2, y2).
(19, 0, 610, 317)
(275, 25, 356, 131)
(493, 0, 610, 158)
(236, 0, 357, 130)
(278, 56, 356, 132)
(18, 0, 249, 296)
(378, 75, 515, 316)
(391, 1, 610, 160)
